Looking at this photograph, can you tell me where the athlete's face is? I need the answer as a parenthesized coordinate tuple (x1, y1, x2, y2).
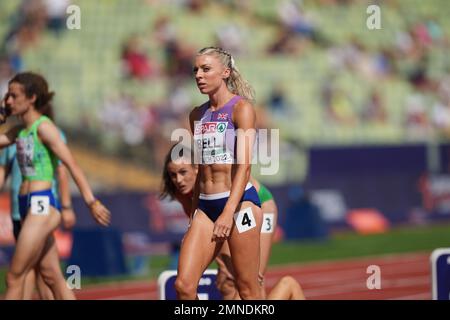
(193, 54, 230, 95)
(6, 82, 34, 116)
(167, 160, 198, 195)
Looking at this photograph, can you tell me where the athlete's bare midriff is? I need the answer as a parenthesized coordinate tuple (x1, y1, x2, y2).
(199, 163, 240, 194)
(19, 180, 52, 195)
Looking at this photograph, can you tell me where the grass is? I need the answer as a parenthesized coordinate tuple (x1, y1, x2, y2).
(1, 222, 450, 294)
(269, 222, 450, 265)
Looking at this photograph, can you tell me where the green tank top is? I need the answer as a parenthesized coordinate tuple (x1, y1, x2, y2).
(16, 115, 58, 181)
(258, 183, 274, 204)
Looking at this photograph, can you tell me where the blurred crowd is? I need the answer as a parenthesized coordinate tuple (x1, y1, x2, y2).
(1, 0, 71, 102)
(1, 0, 449, 173)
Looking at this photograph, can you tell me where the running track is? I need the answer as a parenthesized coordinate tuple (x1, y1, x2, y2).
(73, 251, 432, 300)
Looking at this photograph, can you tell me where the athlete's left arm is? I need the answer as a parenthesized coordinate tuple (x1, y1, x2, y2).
(213, 100, 256, 239)
(38, 121, 110, 226)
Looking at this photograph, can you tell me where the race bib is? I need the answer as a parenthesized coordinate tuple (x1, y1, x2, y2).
(261, 213, 275, 233)
(16, 135, 36, 176)
(194, 121, 232, 164)
(30, 196, 50, 215)
(233, 207, 256, 233)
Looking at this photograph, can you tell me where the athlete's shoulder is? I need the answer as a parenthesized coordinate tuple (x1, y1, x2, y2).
(232, 98, 255, 124)
(36, 117, 57, 130)
(233, 97, 255, 115)
(36, 118, 59, 141)
(36, 115, 54, 126)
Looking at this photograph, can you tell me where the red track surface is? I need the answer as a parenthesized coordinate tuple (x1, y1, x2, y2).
(73, 251, 432, 300)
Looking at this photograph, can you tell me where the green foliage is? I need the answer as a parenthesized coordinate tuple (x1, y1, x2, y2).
(269, 222, 450, 265)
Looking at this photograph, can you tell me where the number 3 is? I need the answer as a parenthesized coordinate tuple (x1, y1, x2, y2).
(265, 217, 272, 231)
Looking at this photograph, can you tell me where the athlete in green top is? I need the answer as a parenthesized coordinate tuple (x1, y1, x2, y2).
(0, 129, 76, 299)
(16, 115, 59, 181)
(0, 72, 110, 300)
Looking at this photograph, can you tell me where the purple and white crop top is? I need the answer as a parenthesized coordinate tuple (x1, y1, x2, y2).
(193, 95, 242, 164)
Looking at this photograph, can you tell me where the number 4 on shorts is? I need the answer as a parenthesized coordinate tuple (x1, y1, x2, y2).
(233, 207, 257, 233)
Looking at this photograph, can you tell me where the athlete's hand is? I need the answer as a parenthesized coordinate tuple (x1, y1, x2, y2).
(61, 207, 76, 229)
(213, 212, 233, 242)
(88, 200, 111, 227)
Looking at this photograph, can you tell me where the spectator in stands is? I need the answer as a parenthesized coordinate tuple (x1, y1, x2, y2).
(215, 23, 247, 56)
(424, 16, 445, 45)
(43, 0, 71, 36)
(185, 0, 207, 13)
(2, 0, 47, 54)
(0, 56, 14, 96)
(320, 75, 357, 126)
(404, 91, 430, 140)
(431, 77, 450, 138)
(267, 28, 301, 56)
(373, 48, 396, 79)
(361, 89, 387, 125)
(99, 92, 147, 146)
(266, 84, 290, 118)
(153, 16, 177, 47)
(121, 35, 158, 81)
(164, 39, 195, 81)
(277, 0, 316, 40)
(167, 80, 193, 116)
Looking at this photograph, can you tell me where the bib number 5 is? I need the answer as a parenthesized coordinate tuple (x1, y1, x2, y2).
(31, 196, 50, 215)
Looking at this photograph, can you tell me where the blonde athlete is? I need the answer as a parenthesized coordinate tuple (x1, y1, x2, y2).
(174, 47, 262, 300)
(162, 144, 305, 300)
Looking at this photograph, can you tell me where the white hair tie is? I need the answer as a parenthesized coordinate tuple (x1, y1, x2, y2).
(230, 56, 236, 70)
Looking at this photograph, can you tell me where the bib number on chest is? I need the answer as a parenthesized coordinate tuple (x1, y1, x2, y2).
(194, 121, 232, 164)
(16, 135, 36, 176)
